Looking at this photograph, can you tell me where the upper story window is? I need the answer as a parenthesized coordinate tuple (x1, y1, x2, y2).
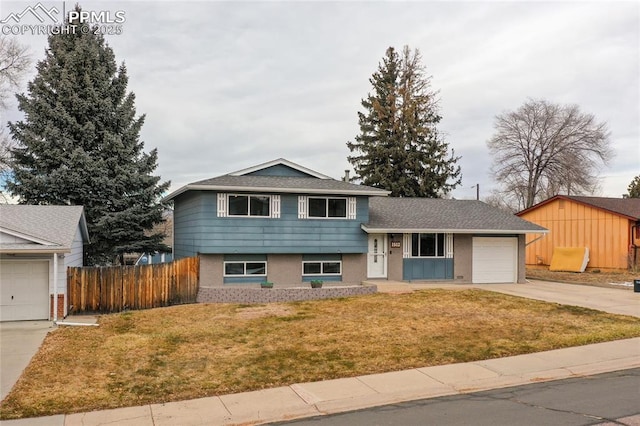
(298, 196, 356, 219)
(228, 195, 270, 217)
(217, 193, 280, 218)
(308, 197, 347, 218)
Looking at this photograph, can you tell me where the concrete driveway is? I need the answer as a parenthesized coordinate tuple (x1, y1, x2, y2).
(376, 280, 640, 318)
(0, 320, 53, 400)
(471, 280, 640, 318)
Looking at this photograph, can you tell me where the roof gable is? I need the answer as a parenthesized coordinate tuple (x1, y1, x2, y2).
(0, 205, 89, 253)
(518, 195, 640, 220)
(229, 158, 331, 179)
(164, 159, 390, 201)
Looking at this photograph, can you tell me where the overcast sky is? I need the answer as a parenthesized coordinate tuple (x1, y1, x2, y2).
(2, 0, 638, 201)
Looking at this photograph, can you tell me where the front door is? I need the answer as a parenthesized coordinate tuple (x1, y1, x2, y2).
(367, 234, 387, 278)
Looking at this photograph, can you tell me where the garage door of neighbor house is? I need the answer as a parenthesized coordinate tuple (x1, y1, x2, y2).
(472, 237, 518, 284)
(0, 261, 49, 321)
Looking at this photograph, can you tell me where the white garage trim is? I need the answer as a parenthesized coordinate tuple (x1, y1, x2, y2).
(472, 237, 518, 284)
(0, 260, 50, 321)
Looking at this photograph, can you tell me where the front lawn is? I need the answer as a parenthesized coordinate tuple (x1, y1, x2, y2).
(2, 289, 640, 419)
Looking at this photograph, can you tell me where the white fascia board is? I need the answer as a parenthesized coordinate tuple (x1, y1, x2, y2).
(0, 227, 58, 246)
(164, 185, 389, 200)
(228, 158, 333, 179)
(0, 246, 70, 254)
(360, 225, 549, 234)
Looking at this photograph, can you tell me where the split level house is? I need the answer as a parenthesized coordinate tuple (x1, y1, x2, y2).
(165, 159, 547, 287)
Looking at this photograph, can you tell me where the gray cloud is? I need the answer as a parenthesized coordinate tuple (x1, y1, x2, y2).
(2, 0, 638, 200)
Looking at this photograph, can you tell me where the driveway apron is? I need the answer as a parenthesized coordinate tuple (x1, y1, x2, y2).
(0, 320, 52, 400)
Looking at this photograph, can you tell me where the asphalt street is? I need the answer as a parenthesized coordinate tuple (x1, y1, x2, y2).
(272, 368, 640, 426)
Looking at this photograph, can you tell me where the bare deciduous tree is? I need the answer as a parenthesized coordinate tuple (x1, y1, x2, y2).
(0, 35, 31, 109)
(487, 99, 613, 211)
(0, 35, 31, 182)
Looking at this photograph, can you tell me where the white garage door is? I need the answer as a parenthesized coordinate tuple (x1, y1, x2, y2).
(0, 261, 49, 321)
(472, 237, 518, 284)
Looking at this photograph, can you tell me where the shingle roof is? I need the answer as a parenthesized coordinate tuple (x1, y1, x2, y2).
(0, 205, 89, 252)
(516, 195, 640, 220)
(364, 197, 548, 233)
(565, 196, 640, 220)
(165, 175, 390, 200)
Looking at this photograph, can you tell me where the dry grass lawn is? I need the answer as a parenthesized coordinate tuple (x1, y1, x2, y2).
(527, 267, 638, 289)
(2, 289, 640, 419)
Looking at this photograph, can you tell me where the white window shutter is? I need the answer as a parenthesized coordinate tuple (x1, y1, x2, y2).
(446, 234, 454, 258)
(217, 193, 227, 217)
(271, 195, 281, 218)
(403, 233, 411, 258)
(347, 197, 357, 219)
(298, 196, 307, 219)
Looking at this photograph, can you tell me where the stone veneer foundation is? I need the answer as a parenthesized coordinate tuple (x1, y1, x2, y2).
(197, 285, 377, 304)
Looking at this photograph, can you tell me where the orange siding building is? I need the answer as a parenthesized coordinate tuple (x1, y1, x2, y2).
(517, 196, 640, 271)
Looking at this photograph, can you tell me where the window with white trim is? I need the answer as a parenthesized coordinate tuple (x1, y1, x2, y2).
(411, 233, 447, 258)
(218, 193, 280, 218)
(298, 196, 356, 219)
(309, 197, 346, 218)
(224, 261, 267, 277)
(302, 260, 342, 275)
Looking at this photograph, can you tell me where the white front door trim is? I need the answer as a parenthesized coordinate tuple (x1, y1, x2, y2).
(367, 234, 387, 278)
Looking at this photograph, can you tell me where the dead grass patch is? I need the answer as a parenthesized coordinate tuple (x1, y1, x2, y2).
(1, 289, 639, 419)
(527, 267, 638, 289)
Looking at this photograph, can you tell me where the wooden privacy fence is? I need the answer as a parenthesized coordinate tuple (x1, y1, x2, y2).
(67, 256, 199, 314)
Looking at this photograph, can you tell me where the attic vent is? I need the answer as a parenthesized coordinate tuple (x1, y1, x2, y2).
(559, 200, 565, 209)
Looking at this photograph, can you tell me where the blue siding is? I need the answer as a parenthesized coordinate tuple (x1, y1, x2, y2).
(173, 191, 204, 258)
(246, 165, 315, 177)
(302, 275, 342, 282)
(403, 258, 453, 280)
(173, 192, 369, 257)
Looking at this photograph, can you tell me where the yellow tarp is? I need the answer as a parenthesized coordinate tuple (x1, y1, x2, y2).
(549, 247, 590, 272)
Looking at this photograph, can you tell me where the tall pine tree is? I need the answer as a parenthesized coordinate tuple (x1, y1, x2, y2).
(347, 46, 461, 197)
(7, 8, 169, 265)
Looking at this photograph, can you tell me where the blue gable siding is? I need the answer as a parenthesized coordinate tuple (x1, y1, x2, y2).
(173, 192, 369, 257)
(245, 165, 315, 178)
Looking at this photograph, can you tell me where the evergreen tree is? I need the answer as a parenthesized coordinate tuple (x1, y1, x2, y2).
(628, 175, 640, 198)
(7, 8, 169, 265)
(347, 46, 461, 197)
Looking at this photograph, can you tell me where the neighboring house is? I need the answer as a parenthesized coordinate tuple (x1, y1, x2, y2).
(517, 195, 640, 271)
(0, 205, 89, 321)
(164, 159, 547, 287)
(132, 212, 174, 265)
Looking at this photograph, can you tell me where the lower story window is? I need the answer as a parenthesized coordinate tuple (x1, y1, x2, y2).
(224, 261, 267, 276)
(411, 233, 445, 257)
(302, 261, 342, 275)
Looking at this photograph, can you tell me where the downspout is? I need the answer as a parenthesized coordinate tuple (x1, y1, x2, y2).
(53, 253, 58, 322)
(631, 223, 639, 269)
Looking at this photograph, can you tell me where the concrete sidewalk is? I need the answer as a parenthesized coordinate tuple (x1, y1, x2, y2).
(2, 338, 638, 426)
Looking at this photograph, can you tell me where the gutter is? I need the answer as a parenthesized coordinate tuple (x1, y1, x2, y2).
(163, 184, 390, 202)
(360, 225, 549, 234)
